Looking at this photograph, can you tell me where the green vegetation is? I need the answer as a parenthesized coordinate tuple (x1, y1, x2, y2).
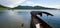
(13, 6, 55, 9)
(0, 5, 56, 10)
(0, 5, 7, 10)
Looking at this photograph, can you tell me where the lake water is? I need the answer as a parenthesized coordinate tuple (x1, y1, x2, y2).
(0, 10, 60, 28)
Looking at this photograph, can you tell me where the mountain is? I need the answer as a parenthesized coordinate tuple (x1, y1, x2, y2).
(13, 5, 56, 9)
(0, 5, 7, 10)
(0, 5, 7, 8)
(0, 5, 56, 10)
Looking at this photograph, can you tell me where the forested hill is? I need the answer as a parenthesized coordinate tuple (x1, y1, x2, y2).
(0, 5, 7, 10)
(13, 6, 55, 9)
(0, 5, 56, 9)
(0, 5, 6, 8)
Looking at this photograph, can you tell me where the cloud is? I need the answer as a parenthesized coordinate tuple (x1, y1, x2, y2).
(0, 0, 26, 8)
(52, 5, 60, 9)
(20, 1, 60, 9)
(20, 1, 45, 6)
(0, 0, 60, 9)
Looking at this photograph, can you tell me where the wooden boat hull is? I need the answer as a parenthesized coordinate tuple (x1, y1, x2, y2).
(30, 11, 53, 28)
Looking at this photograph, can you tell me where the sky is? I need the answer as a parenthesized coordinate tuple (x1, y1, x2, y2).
(0, 0, 60, 9)
(0, 0, 26, 8)
(20, 0, 60, 9)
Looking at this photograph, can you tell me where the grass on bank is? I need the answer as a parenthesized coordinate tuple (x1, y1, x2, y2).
(0, 7, 7, 10)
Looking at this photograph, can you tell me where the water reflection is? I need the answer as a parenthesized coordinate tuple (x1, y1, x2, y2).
(8, 10, 15, 15)
(0, 10, 60, 28)
(0, 11, 4, 15)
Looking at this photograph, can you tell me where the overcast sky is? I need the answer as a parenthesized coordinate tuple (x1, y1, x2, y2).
(0, 0, 60, 8)
(0, 0, 26, 8)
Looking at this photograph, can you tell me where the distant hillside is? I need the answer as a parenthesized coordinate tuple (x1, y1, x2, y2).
(0, 5, 7, 10)
(0, 5, 56, 10)
(0, 5, 7, 8)
(13, 5, 55, 9)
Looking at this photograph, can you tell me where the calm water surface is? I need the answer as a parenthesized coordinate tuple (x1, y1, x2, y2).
(0, 10, 60, 28)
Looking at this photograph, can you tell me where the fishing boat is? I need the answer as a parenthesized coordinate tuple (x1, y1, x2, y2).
(30, 11, 54, 28)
